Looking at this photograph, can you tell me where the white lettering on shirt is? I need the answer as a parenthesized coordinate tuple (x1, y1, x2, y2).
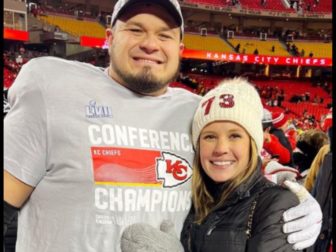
(94, 187, 192, 212)
(88, 124, 193, 152)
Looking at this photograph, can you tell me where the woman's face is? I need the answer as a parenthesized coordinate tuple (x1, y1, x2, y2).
(199, 121, 251, 183)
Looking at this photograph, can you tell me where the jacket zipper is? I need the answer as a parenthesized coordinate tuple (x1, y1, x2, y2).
(207, 225, 216, 236)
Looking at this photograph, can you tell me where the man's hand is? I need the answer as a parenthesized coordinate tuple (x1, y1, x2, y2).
(282, 180, 322, 250)
(120, 220, 184, 252)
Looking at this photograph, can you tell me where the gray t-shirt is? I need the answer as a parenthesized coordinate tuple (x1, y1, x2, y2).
(4, 56, 201, 252)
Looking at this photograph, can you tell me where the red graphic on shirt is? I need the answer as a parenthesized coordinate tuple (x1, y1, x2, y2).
(165, 160, 188, 181)
(156, 152, 193, 187)
(91, 147, 161, 185)
(91, 147, 192, 187)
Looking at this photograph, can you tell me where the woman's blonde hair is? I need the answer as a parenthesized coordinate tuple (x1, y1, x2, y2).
(304, 144, 330, 192)
(191, 137, 259, 224)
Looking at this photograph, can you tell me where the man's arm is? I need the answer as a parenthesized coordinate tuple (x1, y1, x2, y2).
(4, 170, 34, 208)
(4, 170, 34, 236)
(282, 181, 322, 250)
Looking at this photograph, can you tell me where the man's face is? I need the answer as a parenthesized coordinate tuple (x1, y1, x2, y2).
(107, 3, 184, 96)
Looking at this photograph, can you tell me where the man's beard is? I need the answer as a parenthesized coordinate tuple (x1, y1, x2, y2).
(109, 52, 180, 95)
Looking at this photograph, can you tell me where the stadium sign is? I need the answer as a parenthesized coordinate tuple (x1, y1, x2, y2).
(79, 36, 332, 67)
(182, 49, 332, 66)
(4, 28, 29, 41)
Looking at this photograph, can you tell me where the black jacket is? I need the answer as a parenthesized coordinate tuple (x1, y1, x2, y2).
(306, 152, 332, 252)
(293, 140, 320, 174)
(181, 165, 300, 252)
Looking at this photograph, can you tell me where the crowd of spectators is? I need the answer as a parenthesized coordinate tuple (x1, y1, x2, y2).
(3, 48, 48, 90)
(175, 72, 331, 132)
(262, 106, 333, 251)
(289, 0, 324, 13)
(27, 0, 99, 20)
(258, 85, 285, 107)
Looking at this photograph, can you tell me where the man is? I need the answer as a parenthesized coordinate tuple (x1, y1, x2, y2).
(270, 111, 295, 166)
(262, 108, 292, 166)
(4, 0, 322, 251)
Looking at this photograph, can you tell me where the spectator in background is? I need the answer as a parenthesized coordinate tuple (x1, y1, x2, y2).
(276, 89, 285, 107)
(271, 112, 294, 166)
(306, 127, 332, 252)
(304, 144, 330, 192)
(235, 43, 241, 53)
(196, 82, 207, 96)
(15, 55, 23, 64)
(231, 0, 239, 6)
(286, 121, 298, 150)
(253, 48, 259, 55)
(320, 108, 332, 132)
(304, 92, 310, 101)
(286, 42, 291, 51)
(300, 49, 305, 57)
(293, 129, 329, 174)
(262, 109, 292, 166)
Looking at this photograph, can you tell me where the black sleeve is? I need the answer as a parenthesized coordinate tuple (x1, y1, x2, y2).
(246, 187, 301, 252)
(4, 201, 19, 236)
(311, 153, 332, 234)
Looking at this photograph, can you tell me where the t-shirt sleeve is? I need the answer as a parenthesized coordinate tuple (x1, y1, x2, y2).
(4, 59, 48, 187)
(246, 187, 300, 252)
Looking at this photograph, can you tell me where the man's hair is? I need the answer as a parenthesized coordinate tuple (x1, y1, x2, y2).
(110, 0, 184, 39)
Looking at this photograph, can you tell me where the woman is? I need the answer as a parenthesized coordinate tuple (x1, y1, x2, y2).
(180, 77, 299, 251)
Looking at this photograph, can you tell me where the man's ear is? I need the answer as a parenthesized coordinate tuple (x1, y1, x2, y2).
(106, 28, 113, 46)
(179, 43, 185, 57)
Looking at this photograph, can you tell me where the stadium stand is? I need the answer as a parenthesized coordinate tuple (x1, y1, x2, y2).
(302, 0, 332, 13)
(288, 41, 332, 58)
(181, 73, 331, 125)
(239, 0, 295, 12)
(228, 38, 291, 56)
(183, 0, 230, 7)
(183, 33, 234, 52)
(38, 14, 106, 38)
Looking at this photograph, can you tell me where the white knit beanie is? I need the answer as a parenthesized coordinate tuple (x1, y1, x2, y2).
(192, 77, 264, 154)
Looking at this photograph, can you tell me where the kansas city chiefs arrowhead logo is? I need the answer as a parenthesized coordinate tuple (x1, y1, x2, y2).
(156, 152, 193, 187)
